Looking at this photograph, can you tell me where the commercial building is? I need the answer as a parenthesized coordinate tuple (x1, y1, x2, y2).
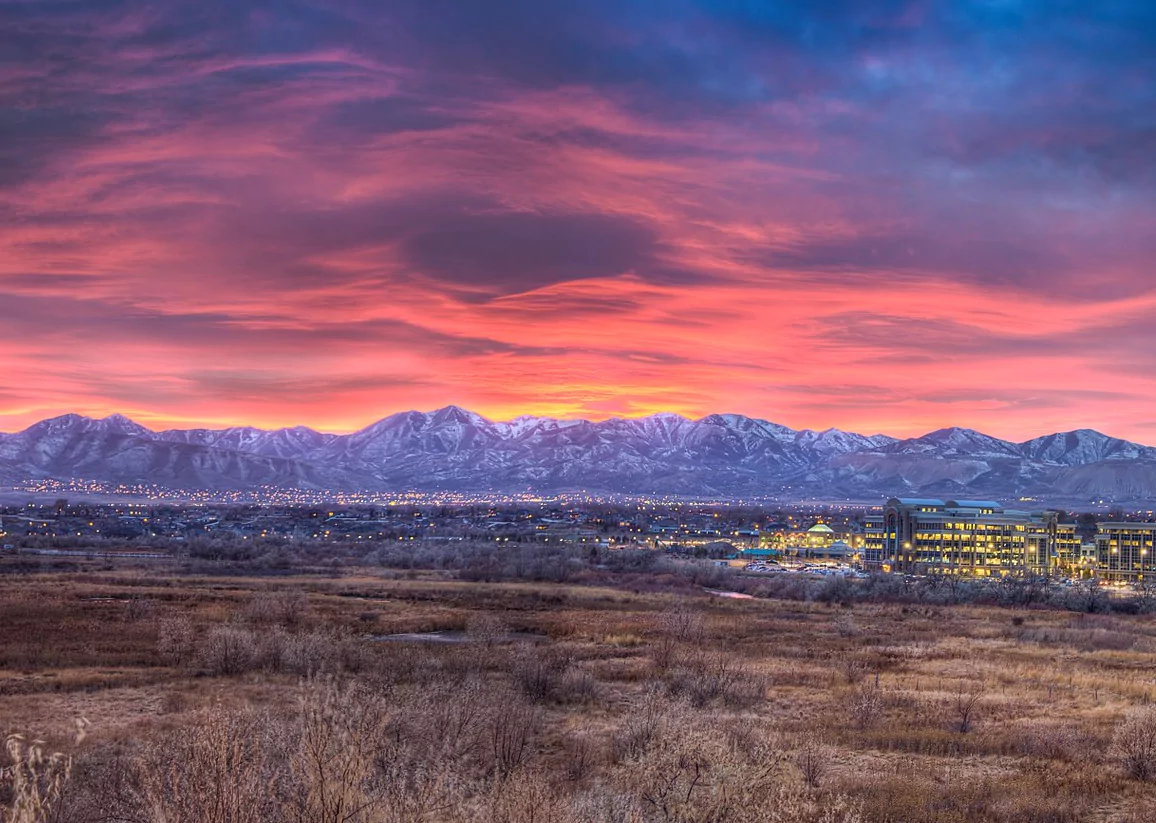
(863, 498, 1078, 576)
(1095, 523, 1156, 582)
(758, 522, 860, 563)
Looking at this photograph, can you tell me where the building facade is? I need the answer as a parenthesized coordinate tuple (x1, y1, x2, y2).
(863, 498, 1077, 576)
(1095, 523, 1156, 582)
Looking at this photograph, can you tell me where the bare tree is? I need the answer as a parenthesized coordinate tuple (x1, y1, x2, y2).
(951, 681, 985, 734)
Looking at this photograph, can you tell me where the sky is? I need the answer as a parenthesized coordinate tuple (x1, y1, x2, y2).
(1, 1, 1155, 441)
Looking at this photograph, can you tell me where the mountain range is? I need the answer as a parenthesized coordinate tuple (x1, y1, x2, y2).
(1, 406, 1155, 503)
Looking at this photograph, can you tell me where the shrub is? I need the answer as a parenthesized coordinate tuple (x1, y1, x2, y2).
(121, 597, 156, 623)
(477, 769, 575, 823)
(279, 628, 342, 676)
(667, 649, 763, 709)
(285, 677, 388, 822)
(793, 740, 831, 789)
(817, 576, 854, 605)
(197, 625, 260, 676)
(562, 732, 601, 783)
(620, 712, 861, 823)
(513, 645, 572, 702)
(651, 605, 707, 673)
(1017, 723, 1104, 762)
(833, 612, 858, 638)
(612, 687, 667, 763)
(1115, 709, 1156, 780)
(558, 666, 602, 705)
(157, 615, 197, 668)
(467, 612, 508, 646)
(243, 590, 308, 627)
(135, 709, 282, 823)
(485, 697, 539, 779)
(627, 720, 777, 821)
(848, 675, 884, 730)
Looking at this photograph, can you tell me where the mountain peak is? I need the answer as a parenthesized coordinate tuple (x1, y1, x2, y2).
(925, 426, 982, 438)
(17, 412, 154, 440)
(879, 426, 1020, 458)
(1020, 428, 1152, 465)
(101, 413, 152, 436)
(921, 426, 1007, 445)
(429, 405, 490, 426)
(22, 413, 95, 434)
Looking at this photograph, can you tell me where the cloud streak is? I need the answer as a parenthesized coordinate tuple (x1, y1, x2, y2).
(1, 0, 1154, 441)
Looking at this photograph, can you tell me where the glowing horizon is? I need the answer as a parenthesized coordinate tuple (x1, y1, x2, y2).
(2, 2, 1154, 443)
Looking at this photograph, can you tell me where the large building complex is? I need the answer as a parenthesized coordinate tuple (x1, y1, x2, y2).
(863, 498, 1081, 576)
(1095, 523, 1156, 582)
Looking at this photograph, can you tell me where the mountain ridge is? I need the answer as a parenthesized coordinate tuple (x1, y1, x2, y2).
(1, 407, 1154, 502)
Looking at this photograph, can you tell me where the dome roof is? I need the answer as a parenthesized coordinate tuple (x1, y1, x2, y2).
(807, 523, 835, 533)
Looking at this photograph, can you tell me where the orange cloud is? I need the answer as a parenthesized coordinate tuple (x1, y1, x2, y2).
(2, 1, 1155, 444)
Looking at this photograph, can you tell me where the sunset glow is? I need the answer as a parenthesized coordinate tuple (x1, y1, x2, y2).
(2, 2, 1154, 440)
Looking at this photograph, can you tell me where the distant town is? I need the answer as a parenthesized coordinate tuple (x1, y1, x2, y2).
(4, 492, 1156, 587)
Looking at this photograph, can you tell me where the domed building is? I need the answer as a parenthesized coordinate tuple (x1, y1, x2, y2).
(805, 523, 836, 551)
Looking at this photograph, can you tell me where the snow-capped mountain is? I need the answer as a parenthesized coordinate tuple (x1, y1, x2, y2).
(1020, 429, 1156, 465)
(0, 408, 1154, 503)
(881, 427, 1024, 458)
(0, 414, 369, 491)
(157, 424, 339, 460)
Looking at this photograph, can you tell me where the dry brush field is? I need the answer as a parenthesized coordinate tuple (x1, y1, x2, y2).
(3, 563, 1156, 822)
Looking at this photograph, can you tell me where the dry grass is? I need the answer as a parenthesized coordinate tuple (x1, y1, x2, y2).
(3, 569, 1156, 821)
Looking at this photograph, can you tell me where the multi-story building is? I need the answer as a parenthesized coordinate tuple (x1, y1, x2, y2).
(863, 514, 884, 562)
(863, 498, 1077, 576)
(1095, 523, 1156, 582)
(1054, 528, 1086, 574)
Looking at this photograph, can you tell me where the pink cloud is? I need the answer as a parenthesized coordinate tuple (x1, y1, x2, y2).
(2, 2, 1155, 443)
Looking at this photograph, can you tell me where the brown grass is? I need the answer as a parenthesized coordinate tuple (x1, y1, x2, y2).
(3, 569, 1156, 821)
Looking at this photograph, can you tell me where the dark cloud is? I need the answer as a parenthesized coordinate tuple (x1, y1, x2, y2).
(400, 208, 659, 297)
(304, 96, 466, 144)
(110, 191, 667, 297)
(0, 106, 110, 186)
(767, 232, 1049, 286)
(369, 0, 927, 107)
(0, 293, 564, 359)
